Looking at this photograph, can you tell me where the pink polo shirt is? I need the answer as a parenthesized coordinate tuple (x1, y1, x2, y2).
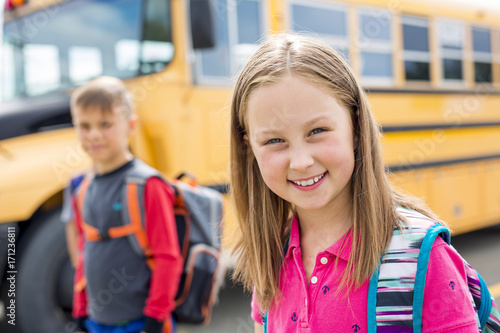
(251, 216, 479, 332)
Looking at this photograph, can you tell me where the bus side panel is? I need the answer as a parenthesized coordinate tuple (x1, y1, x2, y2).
(0, 129, 91, 223)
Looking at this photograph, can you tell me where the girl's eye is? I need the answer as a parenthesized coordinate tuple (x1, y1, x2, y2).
(101, 122, 112, 128)
(310, 128, 325, 135)
(265, 138, 283, 145)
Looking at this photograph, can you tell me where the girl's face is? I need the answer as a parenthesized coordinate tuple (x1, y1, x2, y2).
(246, 75, 356, 216)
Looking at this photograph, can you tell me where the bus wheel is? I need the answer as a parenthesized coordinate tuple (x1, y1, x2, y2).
(16, 210, 74, 333)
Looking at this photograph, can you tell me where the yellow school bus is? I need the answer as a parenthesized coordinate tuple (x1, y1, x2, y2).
(1, 0, 500, 331)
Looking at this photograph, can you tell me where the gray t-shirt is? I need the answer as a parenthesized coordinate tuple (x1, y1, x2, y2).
(82, 160, 151, 324)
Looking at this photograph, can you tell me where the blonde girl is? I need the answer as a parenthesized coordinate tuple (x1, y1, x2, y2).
(230, 33, 487, 332)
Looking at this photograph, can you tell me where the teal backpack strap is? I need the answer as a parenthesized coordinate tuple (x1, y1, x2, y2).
(412, 223, 450, 332)
(367, 263, 381, 333)
(477, 272, 492, 328)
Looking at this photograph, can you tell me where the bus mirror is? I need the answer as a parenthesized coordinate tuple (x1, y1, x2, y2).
(190, 0, 216, 49)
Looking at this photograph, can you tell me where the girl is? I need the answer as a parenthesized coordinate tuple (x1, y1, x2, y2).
(229, 33, 497, 332)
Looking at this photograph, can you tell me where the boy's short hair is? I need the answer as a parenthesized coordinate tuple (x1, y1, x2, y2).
(71, 76, 134, 117)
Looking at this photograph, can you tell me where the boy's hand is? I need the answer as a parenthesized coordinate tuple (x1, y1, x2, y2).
(143, 315, 165, 333)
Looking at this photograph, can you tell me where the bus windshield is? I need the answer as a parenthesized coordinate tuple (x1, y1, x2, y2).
(2, 0, 173, 101)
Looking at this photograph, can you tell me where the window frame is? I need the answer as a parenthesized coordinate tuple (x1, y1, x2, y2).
(437, 19, 466, 86)
(401, 14, 432, 83)
(357, 6, 394, 87)
(287, 0, 350, 60)
(471, 25, 493, 84)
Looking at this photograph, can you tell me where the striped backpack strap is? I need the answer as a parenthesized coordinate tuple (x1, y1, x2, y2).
(483, 292, 500, 332)
(466, 262, 500, 332)
(367, 207, 447, 333)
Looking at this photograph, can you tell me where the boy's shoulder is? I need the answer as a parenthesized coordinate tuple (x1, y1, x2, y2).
(126, 159, 164, 183)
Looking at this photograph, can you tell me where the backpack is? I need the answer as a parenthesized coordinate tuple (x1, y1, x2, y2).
(74, 160, 225, 327)
(263, 207, 500, 332)
(368, 207, 500, 333)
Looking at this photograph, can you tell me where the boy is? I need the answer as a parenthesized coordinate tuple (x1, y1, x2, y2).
(70, 76, 183, 333)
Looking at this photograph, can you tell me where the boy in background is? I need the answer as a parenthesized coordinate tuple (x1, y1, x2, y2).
(70, 76, 182, 333)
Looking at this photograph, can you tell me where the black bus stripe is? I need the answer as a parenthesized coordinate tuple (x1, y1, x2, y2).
(382, 122, 500, 133)
(387, 154, 500, 172)
(366, 88, 500, 95)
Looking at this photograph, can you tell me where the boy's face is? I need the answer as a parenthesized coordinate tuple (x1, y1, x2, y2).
(72, 105, 136, 174)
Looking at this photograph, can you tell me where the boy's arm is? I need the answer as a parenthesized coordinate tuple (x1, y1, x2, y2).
(65, 221, 78, 267)
(70, 194, 88, 330)
(143, 177, 183, 331)
(62, 183, 78, 267)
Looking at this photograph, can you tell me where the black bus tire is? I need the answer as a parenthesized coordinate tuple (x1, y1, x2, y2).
(16, 209, 74, 333)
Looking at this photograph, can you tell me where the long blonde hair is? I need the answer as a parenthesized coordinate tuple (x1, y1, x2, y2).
(230, 33, 437, 311)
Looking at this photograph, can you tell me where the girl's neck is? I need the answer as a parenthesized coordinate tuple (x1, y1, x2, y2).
(296, 198, 353, 251)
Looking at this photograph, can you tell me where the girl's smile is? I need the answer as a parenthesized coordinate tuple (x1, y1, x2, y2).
(289, 171, 327, 190)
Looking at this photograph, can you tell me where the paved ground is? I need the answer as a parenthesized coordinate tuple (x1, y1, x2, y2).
(177, 276, 253, 333)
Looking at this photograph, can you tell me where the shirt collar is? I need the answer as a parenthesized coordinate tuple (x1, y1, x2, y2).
(285, 214, 353, 262)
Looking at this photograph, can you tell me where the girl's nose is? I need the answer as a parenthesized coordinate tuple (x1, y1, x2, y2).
(289, 147, 314, 172)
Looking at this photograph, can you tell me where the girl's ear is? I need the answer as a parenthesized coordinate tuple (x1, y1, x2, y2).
(243, 134, 249, 147)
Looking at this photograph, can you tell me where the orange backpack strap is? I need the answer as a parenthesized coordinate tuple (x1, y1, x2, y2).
(76, 175, 107, 242)
(119, 160, 166, 270)
(76, 169, 152, 247)
(122, 176, 155, 270)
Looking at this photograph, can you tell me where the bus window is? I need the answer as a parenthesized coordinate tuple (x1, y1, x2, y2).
(1, 43, 15, 100)
(140, 0, 173, 75)
(358, 8, 393, 86)
(402, 15, 430, 82)
(1, 0, 155, 101)
(116, 39, 140, 73)
(472, 26, 492, 83)
(196, 0, 265, 84)
(69, 47, 103, 84)
(438, 20, 464, 83)
(289, 0, 349, 61)
(237, 0, 262, 44)
(197, 0, 230, 81)
(234, 0, 265, 72)
(24, 44, 61, 96)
